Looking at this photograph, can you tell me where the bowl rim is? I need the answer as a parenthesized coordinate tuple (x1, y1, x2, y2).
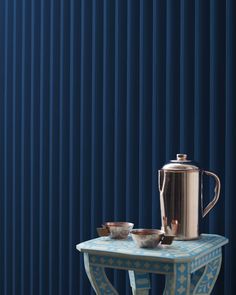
(130, 229, 164, 236)
(104, 222, 134, 228)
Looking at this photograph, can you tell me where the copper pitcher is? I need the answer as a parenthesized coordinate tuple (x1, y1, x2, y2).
(158, 154, 221, 240)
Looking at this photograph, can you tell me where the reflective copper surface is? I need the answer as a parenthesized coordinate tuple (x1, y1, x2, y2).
(104, 222, 134, 239)
(131, 229, 174, 248)
(158, 154, 221, 240)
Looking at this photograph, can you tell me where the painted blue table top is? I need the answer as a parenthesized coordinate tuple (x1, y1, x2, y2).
(77, 234, 228, 262)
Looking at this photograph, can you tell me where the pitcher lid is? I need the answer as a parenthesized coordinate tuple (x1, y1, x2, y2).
(161, 154, 199, 171)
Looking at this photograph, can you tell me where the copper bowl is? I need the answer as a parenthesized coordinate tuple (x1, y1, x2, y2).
(104, 222, 134, 239)
(131, 229, 175, 248)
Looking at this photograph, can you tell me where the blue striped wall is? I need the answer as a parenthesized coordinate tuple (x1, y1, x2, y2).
(0, 0, 235, 294)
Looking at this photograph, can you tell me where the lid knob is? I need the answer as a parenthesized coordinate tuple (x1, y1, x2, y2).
(162, 154, 197, 170)
(177, 154, 187, 161)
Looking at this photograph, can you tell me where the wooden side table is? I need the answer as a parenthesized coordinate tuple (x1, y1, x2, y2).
(76, 234, 228, 295)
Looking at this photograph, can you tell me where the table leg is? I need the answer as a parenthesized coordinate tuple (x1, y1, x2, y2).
(191, 256, 222, 295)
(190, 267, 205, 293)
(128, 271, 150, 295)
(164, 263, 191, 295)
(164, 256, 222, 295)
(84, 253, 119, 295)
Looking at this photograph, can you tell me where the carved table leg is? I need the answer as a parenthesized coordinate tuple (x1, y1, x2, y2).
(164, 263, 191, 295)
(128, 271, 150, 295)
(84, 253, 119, 295)
(190, 267, 205, 293)
(164, 255, 222, 295)
(192, 256, 222, 295)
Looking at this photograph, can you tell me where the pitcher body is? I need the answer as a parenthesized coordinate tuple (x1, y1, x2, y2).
(158, 154, 221, 240)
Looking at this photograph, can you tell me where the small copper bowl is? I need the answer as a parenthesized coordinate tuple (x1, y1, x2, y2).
(104, 222, 134, 239)
(131, 229, 175, 248)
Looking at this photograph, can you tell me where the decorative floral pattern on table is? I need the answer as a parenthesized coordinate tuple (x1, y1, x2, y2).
(89, 265, 118, 295)
(190, 247, 221, 272)
(164, 263, 191, 295)
(88, 253, 173, 274)
(84, 253, 119, 295)
(193, 257, 222, 294)
(77, 234, 227, 262)
(190, 267, 205, 292)
(128, 271, 150, 295)
(77, 234, 228, 295)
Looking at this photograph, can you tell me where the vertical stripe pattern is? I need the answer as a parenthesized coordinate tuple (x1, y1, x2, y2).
(0, 1, 235, 295)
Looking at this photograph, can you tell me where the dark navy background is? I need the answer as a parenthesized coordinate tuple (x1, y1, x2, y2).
(0, 0, 235, 294)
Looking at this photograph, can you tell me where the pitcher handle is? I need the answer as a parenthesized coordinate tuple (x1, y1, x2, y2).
(201, 170, 221, 218)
